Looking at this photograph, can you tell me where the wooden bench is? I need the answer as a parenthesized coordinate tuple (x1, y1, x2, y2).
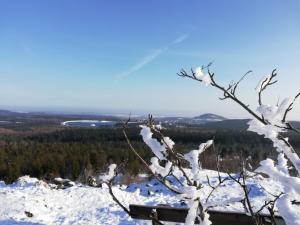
(129, 204, 286, 225)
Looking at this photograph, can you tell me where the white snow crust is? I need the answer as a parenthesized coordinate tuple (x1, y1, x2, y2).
(0, 170, 289, 225)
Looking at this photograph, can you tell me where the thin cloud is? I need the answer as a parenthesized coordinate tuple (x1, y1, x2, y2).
(116, 34, 188, 79)
(170, 34, 189, 45)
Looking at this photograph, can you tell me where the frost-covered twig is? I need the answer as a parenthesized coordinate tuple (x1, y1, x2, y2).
(145, 116, 196, 187)
(122, 121, 182, 194)
(282, 92, 300, 123)
(256, 69, 278, 106)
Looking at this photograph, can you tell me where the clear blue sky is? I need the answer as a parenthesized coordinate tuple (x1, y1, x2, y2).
(0, 0, 299, 119)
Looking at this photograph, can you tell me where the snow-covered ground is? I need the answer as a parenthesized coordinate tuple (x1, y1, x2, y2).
(0, 169, 287, 225)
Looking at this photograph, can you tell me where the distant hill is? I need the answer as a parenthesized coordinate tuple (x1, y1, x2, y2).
(193, 113, 227, 122)
(0, 110, 22, 116)
(156, 113, 228, 126)
(0, 109, 299, 130)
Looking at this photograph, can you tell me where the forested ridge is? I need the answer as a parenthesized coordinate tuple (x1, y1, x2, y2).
(0, 126, 299, 183)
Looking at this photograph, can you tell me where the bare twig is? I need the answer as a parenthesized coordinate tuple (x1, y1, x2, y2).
(205, 175, 228, 203)
(257, 69, 277, 106)
(104, 166, 165, 225)
(282, 92, 300, 123)
(106, 180, 130, 215)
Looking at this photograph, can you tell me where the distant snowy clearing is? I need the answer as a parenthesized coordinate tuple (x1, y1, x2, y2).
(61, 120, 117, 127)
(0, 170, 290, 225)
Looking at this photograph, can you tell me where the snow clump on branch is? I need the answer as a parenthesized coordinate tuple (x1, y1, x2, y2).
(255, 75, 272, 93)
(184, 140, 213, 181)
(140, 125, 170, 160)
(98, 164, 117, 183)
(194, 67, 212, 86)
(149, 157, 172, 177)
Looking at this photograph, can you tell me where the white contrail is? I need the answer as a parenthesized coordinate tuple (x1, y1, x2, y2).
(116, 34, 188, 79)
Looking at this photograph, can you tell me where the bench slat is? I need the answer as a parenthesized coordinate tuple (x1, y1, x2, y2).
(129, 204, 286, 225)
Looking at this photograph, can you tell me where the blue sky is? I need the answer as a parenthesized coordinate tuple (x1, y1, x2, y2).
(0, 0, 300, 119)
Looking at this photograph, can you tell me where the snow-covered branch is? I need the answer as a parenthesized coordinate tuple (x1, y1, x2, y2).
(180, 64, 300, 225)
(103, 64, 300, 225)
